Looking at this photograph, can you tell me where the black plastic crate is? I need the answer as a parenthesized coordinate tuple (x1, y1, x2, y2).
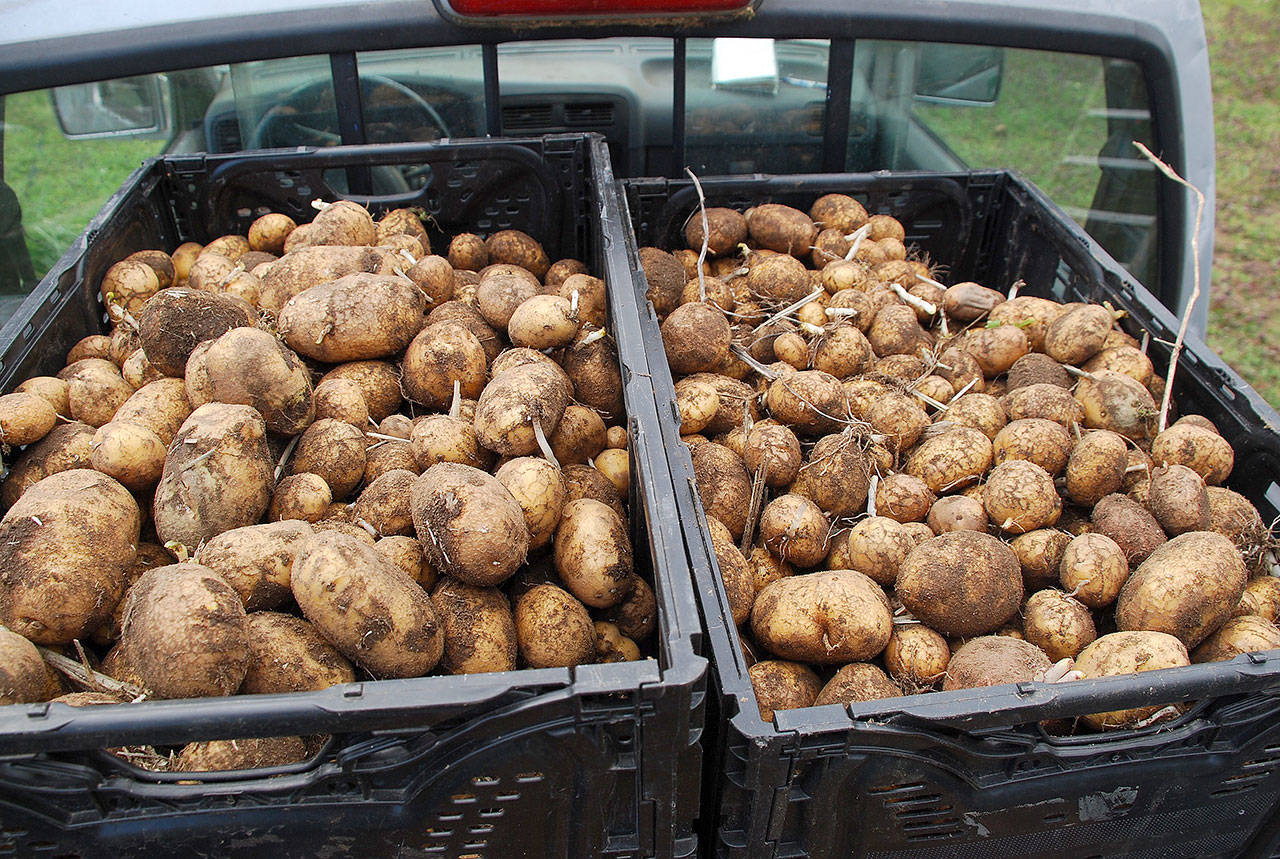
(0, 134, 705, 859)
(620, 170, 1280, 859)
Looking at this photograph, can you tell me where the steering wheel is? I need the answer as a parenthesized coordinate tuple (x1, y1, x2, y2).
(246, 73, 452, 151)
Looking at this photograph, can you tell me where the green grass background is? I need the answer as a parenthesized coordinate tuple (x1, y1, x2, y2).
(3, 2, 1276, 403)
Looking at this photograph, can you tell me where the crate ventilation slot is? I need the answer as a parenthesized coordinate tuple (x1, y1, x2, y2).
(1211, 749, 1280, 798)
(869, 782, 964, 842)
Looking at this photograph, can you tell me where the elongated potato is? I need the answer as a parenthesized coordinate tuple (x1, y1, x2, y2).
(240, 612, 356, 694)
(121, 563, 250, 699)
(1074, 631, 1189, 729)
(475, 363, 573, 457)
(494, 457, 568, 551)
(515, 583, 595, 668)
(279, 273, 428, 362)
(431, 577, 518, 675)
(0, 422, 96, 510)
(153, 404, 274, 553)
(750, 570, 892, 664)
(112, 377, 192, 445)
(554, 498, 635, 609)
(258, 245, 400, 313)
(411, 463, 530, 587)
(195, 520, 314, 611)
(0, 469, 140, 644)
(1115, 531, 1248, 648)
(291, 531, 443, 678)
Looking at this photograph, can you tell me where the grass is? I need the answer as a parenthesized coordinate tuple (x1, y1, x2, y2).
(3, 89, 160, 281)
(1200, 0, 1280, 407)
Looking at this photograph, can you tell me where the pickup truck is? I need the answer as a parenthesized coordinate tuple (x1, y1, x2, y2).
(0, 2, 1241, 858)
(1, 0, 1213, 335)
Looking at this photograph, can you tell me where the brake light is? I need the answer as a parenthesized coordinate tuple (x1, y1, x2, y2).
(445, 0, 753, 17)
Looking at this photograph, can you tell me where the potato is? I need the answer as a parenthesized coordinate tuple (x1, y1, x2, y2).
(153, 404, 273, 552)
(942, 635, 1052, 690)
(475, 266, 539, 332)
(111, 377, 191, 446)
(289, 418, 366, 501)
(169, 241, 203, 281)
(0, 421, 95, 510)
(1044, 303, 1113, 365)
(0, 627, 49, 704)
(1074, 631, 1189, 729)
(1023, 589, 1096, 661)
(238, 612, 355, 694)
(683, 438, 750, 537)
(1003, 383, 1084, 426)
(495, 456, 568, 551)
(553, 498, 634, 609)
(120, 563, 249, 698)
(475, 363, 573, 457)
(759, 494, 830, 568)
(562, 463, 626, 520)
(922, 495, 985, 535)
(14, 376, 70, 417)
(685, 207, 748, 256)
(942, 393, 1008, 441)
(1057, 532, 1128, 609)
(991, 418, 1072, 477)
(1008, 528, 1071, 591)
(683, 373, 758, 436)
(0, 392, 57, 447)
(87, 420, 166, 492)
(941, 282, 1004, 323)
(750, 570, 892, 664)
(398, 322, 486, 411)
(904, 427, 993, 494)
(277, 273, 426, 363)
(61, 359, 133, 428)
(872, 473, 934, 523)
(192, 520, 312, 611)
(446, 233, 488, 271)
(431, 577, 518, 675)
(867, 304, 931, 358)
(749, 660, 822, 722)
(268, 473, 332, 523)
(507, 294, 580, 350)
(174, 736, 309, 772)
(1089, 493, 1166, 566)
(257, 246, 400, 312)
(764, 370, 845, 436)
(742, 421, 802, 488)
(865, 391, 928, 453)
(840, 517, 915, 586)
(183, 327, 314, 435)
(248, 213, 297, 254)
(100, 258, 161, 317)
(746, 253, 811, 305)
(813, 663, 902, 707)
(1192, 615, 1280, 663)
(558, 273, 608, 329)
(789, 432, 871, 519)
(593, 447, 629, 496)
(638, 247, 687, 318)
(1116, 531, 1248, 648)
(1150, 423, 1234, 485)
(884, 624, 950, 689)
(897, 531, 1023, 637)
(0, 469, 140, 645)
(292, 531, 442, 677)
(745, 204, 818, 256)
(137, 288, 256, 377)
(962, 324, 1029, 378)
(661, 301, 732, 375)
(185, 252, 239, 293)
(1075, 370, 1159, 444)
(982, 460, 1060, 534)
(350, 469, 415, 537)
(376, 207, 429, 248)
(412, 462, 529, 587)
(202, 234, 251, 261)
(1064, 429, 1127, 506)
(514, 583, 594, 668)
(548, 404, 607, 466)
(603, 575, 657, 643)
(1147, 464, 1210, 535)
(594, 621, 641, 663)
(485, 230, 549, 280)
